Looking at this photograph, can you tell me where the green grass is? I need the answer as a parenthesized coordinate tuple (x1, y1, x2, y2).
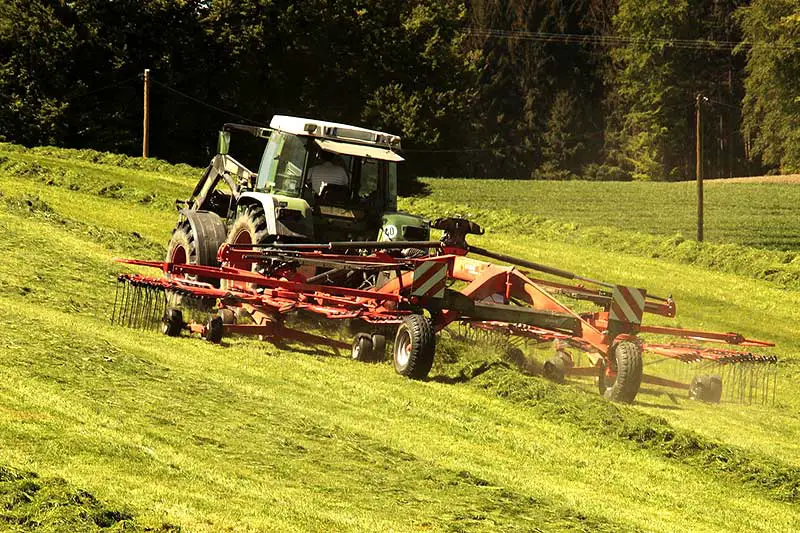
(419, 178, 800, 251)
(2, 143, 800, 531)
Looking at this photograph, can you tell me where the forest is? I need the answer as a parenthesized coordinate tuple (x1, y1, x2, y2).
(1, 0, 799, 181)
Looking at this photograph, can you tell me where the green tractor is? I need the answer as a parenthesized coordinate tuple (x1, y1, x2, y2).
(167, 115, 430, 280)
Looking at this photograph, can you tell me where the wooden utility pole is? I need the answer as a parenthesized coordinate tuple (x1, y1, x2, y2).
(142, 69, 150, 158)
(696, 93, 703, 242)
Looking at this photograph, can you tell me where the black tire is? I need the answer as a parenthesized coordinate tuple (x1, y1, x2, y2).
(162, 308, 183, 337)
(205, 316, 224, 344)
(393, 314, 436, 380)
(352, 334, 374, 362)
(225, 205, 272, 288)
(689, 375, 723, 403)
(371, 334, 386, 361)
(227, 205, 270, 253)
(603, 340, 643, 403)
(166, 212, 226, 286)
(543, 357, 566, 383)
(219, 308, 236, 325)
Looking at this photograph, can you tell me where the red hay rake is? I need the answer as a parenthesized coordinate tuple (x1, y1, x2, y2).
(112, 218, 778, 404)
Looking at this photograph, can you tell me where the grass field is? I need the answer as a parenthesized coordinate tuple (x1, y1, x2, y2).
(420, 178, 800, 251)
(2, 143, 800, 531)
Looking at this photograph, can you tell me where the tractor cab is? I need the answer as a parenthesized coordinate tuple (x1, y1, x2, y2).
(250, 116, 404, 241)
(169, 115, 429, 279)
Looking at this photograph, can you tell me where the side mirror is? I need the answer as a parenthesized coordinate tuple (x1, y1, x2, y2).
(217, 131, 231, 155)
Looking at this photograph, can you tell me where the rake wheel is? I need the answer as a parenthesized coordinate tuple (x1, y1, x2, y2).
(205, 316, 224, 344)
(393, 314, 435, 380)
(352, 334, 374, 362)
(162, 308, 183, 337)
(603, 340, 643, 403)
(371, 333, 386, 361)
(689, 375, 723, 403)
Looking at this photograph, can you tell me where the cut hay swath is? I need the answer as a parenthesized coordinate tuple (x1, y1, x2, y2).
(112, 217, 778, 404)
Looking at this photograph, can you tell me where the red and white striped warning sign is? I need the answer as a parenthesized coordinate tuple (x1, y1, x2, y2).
(411, 261, 447, 299)
(609, 286, 647, 324)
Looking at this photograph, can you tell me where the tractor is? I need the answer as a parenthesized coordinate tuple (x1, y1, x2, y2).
(166, 115, 430, 281)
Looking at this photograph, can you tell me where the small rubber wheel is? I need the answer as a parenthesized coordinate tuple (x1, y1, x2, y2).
(543, 357, 566, 383)
(162, 308, 183, 337)
(205, 316, 224, 344)
(689, 375, 723, 403)
(545, 348, 574, 383)
(602, 340, 643, 403)
(219, 308, 236, 325)
(393, 314, 436, 380)
(352, 334, 374, 362)
(371, 334, 386, 361)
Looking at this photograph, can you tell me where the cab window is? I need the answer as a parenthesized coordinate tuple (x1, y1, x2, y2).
(256, 132, 307, 196)
(359, 159, 379, 198)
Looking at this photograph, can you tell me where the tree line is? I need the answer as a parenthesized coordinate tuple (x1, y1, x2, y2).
(1, 0, 798, 181)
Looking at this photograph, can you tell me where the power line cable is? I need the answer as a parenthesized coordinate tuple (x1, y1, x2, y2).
(468, 28, 800, 52)
(150, 78, 266, 126)
(402, 148, 497, 153)
(70, 75, 140, 99)
(705, 98, 741, 110)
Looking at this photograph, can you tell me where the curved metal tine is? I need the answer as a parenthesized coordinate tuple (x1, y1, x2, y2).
(120, 279, 131, 326)
(111, 279, 121, 324)
(143, 286, 154, 329)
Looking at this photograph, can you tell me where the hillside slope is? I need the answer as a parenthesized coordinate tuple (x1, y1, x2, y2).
(1, 144, 799, 532)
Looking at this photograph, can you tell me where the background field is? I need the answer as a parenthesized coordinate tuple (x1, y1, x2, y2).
(420, 178, 800, 250)
(2, 143, 800, 532)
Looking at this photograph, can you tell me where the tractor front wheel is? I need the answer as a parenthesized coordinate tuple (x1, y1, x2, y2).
(393, 315, 435, 380)
(166, 212, 226, 286)
(602, 340, 643, 403)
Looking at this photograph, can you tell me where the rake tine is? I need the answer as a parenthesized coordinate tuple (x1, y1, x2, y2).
(128, 283, 141, 329)
(111, 278, 121, 325)
(134, 284, 143, 329)
(119, 279, 130, 326)
(142, 286, 153, 329)
(132, 284, 142, 329)
(772, 362, 778, 406)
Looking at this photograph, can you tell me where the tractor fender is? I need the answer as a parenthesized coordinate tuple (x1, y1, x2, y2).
(237, 192, 314, 239)
(379, 212, 430, 241)
(178, 209, 228, 266)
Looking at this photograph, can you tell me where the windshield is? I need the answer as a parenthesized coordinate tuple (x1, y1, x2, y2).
(256, 132, 307, 196)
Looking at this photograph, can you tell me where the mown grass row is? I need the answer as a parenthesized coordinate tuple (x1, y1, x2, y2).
(0, 466, 177, 532)
(436, 345, 800, 504)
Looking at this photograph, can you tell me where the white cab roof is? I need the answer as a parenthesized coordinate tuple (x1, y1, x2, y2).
(315, 139, 404, 162)
(270, 115, 402, 149)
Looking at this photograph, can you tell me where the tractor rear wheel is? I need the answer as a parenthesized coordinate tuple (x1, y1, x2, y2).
(227, 205, 270, 265)
(224, 206, 272, 289)
(393, 314, 435, 380)
(602, 340, 643, 403)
